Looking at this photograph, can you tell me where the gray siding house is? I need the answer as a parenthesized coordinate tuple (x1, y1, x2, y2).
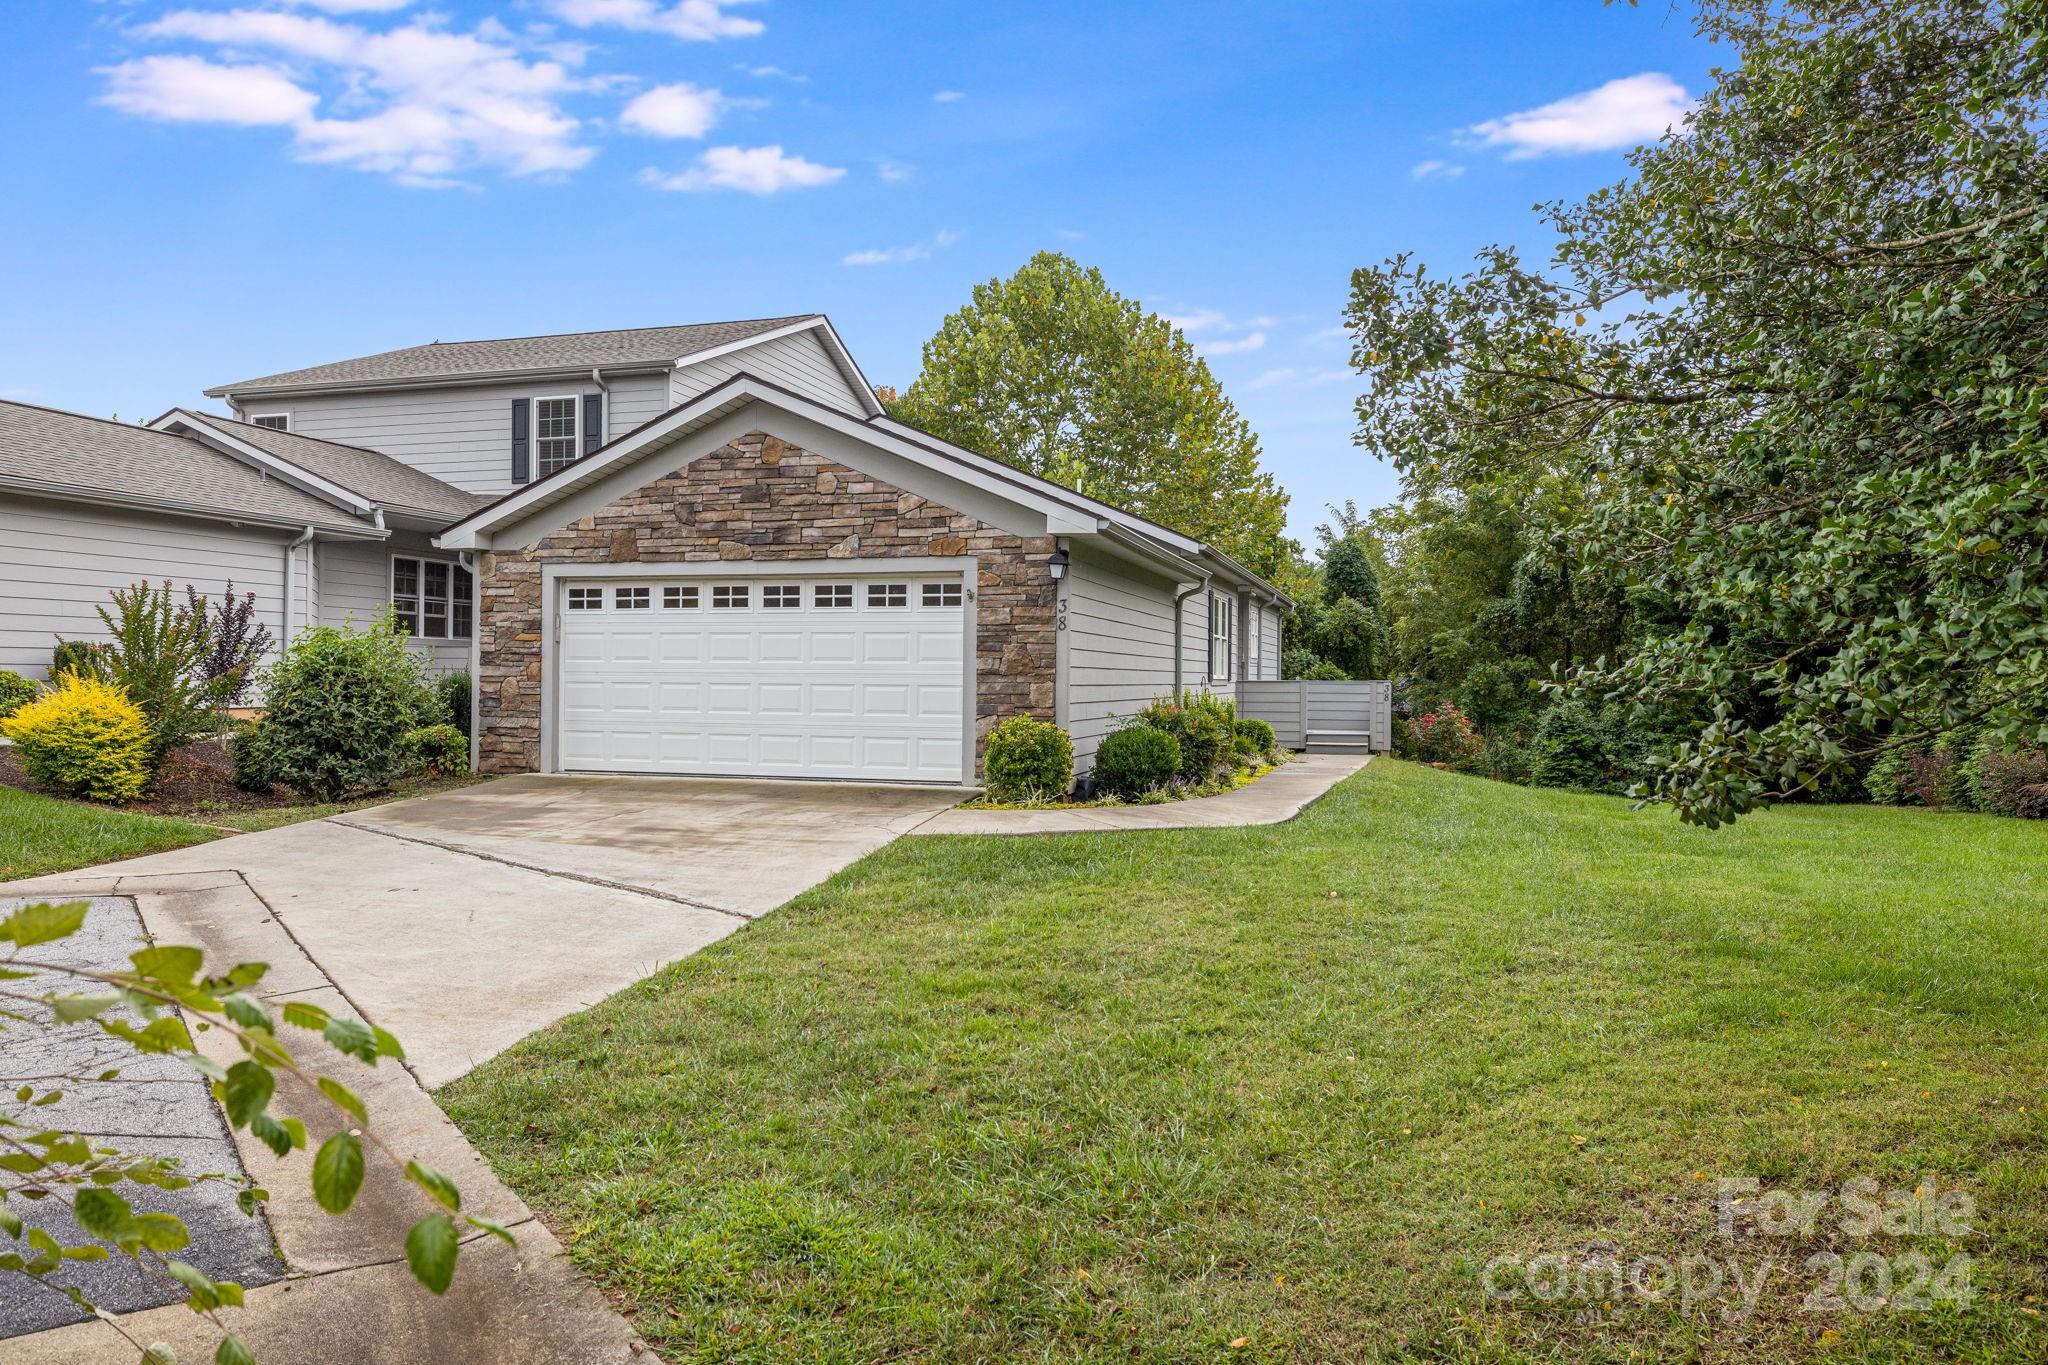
(7, 315, 1288, 783)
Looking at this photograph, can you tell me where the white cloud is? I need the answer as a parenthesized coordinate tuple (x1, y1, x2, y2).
(641, 143, 843, 193)
(1247, 367, 1350, 391)
(1199, 331, 1267, 356)
(1411, 158, 1465, 180)
(842, 228, 961, 267)
(874, 158, 913, 183)
(113, 9, 597, 184)
(931, 89, 964, 103)
(621, 81, 721, 137)
(743, 64, 804, 81)
(277, 0, 415, 11)
(1054, 227, 1086, 240)
(545, 0, 764, 41)
(1467, 72, 1691, 159)
(1167, 308, 1226, 334)
(98, 54, 317, 126)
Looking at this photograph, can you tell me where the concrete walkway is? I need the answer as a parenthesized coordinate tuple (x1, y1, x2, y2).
(1, 873, 646, 1364)
(915, 752, 1371, 836)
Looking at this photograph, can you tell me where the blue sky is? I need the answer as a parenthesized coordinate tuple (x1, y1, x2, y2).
(0, 0, 1719, 546)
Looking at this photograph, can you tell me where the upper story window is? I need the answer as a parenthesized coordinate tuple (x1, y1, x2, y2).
(250, 413, 289, 432)
(392, 556, 473, 640)
(1209, 591, 1234, 683)
(535, 396, 579, 476)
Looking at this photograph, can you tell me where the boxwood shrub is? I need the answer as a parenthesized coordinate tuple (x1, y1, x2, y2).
(0, 670, 36, 720)
(254, 617, 434, 800)
(984, 716, 1073, 802)
(1233, 716, 1277, 761)
(1093, 724, 1181, 799)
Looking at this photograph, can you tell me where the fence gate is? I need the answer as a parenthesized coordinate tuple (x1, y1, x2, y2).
(1237, 680, 1392, 754)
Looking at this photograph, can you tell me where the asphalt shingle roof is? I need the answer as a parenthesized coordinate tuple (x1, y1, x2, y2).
(0, 400, 373, 530)
(207, 316, 818, 395)
(171, 410, 489, 518)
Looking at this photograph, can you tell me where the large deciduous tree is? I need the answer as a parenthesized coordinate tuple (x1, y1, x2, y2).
(1349, 0, 2048, 825)
(888, 252, 1294, 575)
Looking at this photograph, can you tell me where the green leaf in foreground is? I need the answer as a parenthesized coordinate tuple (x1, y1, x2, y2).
(311, 1132, 363, 1214)
(405, 1212, 460, 1294)
(221, 1061, 273, 1128)
(0, 900, 87, 947)
(405, 1161, 460, 1211)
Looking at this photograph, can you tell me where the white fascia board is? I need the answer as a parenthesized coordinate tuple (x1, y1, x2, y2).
(152, 410, 378, 516)
(437, 374, 1089, 550)
(866, 414, 1207, 555)
(671, 316, 887, 418)
(203, 363, 672, 402)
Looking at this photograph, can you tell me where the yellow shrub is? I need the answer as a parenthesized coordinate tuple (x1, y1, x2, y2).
(1, 672, 151, 803)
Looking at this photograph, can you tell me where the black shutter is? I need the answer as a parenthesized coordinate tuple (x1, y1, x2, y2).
(582, 392, 602, 456)
(510, 398, 530, 484)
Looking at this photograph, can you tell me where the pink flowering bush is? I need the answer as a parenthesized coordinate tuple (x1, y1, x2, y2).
(1405, 703, 1483, 765)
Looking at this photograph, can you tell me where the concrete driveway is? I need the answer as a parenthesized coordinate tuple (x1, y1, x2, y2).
(0, 774, 963, 1362)
(2, 775, 966, 1089)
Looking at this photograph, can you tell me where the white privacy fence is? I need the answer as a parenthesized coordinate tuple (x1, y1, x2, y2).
(1237, 679, 1394, 752)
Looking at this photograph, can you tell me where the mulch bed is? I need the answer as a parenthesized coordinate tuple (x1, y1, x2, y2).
(0, 737, 302, 817)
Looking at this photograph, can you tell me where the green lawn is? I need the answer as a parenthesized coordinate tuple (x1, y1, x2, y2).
(0, 785, 219, 881)
(443, 762, 2048, 1363)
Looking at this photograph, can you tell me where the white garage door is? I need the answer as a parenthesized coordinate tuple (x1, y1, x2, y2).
(556, 570, 969, 783)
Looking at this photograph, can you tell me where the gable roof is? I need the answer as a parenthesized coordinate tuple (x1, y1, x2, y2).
(157, 409, 489, 520)
(435, 372, 1290, 603)
(0, 399, 378, 534)
(206, 316, 820, 396)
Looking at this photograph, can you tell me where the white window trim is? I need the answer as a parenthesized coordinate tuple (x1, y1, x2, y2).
(533, 393, 582, 478)
(248, 413, 290, 432)
(391, 554, 472, 640)
(1210, 590, 1234, 684)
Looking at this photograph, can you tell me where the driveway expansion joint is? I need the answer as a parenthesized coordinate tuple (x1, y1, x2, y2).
(329, 817, 756, 921)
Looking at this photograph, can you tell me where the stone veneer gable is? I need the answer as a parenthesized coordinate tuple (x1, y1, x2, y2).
(475, 430, 1057, 775)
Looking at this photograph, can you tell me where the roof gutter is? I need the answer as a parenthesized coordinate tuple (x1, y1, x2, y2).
(0, 475, 387, 540)
(205, 362, 673, 402)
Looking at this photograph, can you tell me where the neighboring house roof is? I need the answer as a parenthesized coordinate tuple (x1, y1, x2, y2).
(206, 316, 820, 396)
(435, 372, 1292, 604)
(0, 399, 379, 534)
(157, 409, 490, 520)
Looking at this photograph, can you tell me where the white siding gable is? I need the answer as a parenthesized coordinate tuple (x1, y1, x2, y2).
(671, 329, 868, 415)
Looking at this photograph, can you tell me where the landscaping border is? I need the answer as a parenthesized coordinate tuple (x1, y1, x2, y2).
(913, 753, 1371, 835)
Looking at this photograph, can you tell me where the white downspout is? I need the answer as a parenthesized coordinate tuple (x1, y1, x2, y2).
(459, 550, 480, 772)
(282, 526, 315, 644)
(1172, 577, 1209, 695)
(590, 367, 611, 439)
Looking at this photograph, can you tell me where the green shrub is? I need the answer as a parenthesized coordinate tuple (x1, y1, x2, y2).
(1864, 748, 1914, 805)
(229, 719, 277, 794)
(1968, 743, 2048, 817)
(92, 580, 229, 766)
(1093, 725, 1182, 799)
(0, 670, 35, 720)
(984, 716, 1074, 802)
(435, 671, 473, 739)
(404, 724, 470, 779)
(51, 639, 111, 678)
(2, 673, 151, 803)
(1462, 733, 1534, 785)
(1531, 701, 1609, 791)
(1234, 716, 1277, 760)
(1136, 690, 1236, 780)
(255, 615, 434, 800)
